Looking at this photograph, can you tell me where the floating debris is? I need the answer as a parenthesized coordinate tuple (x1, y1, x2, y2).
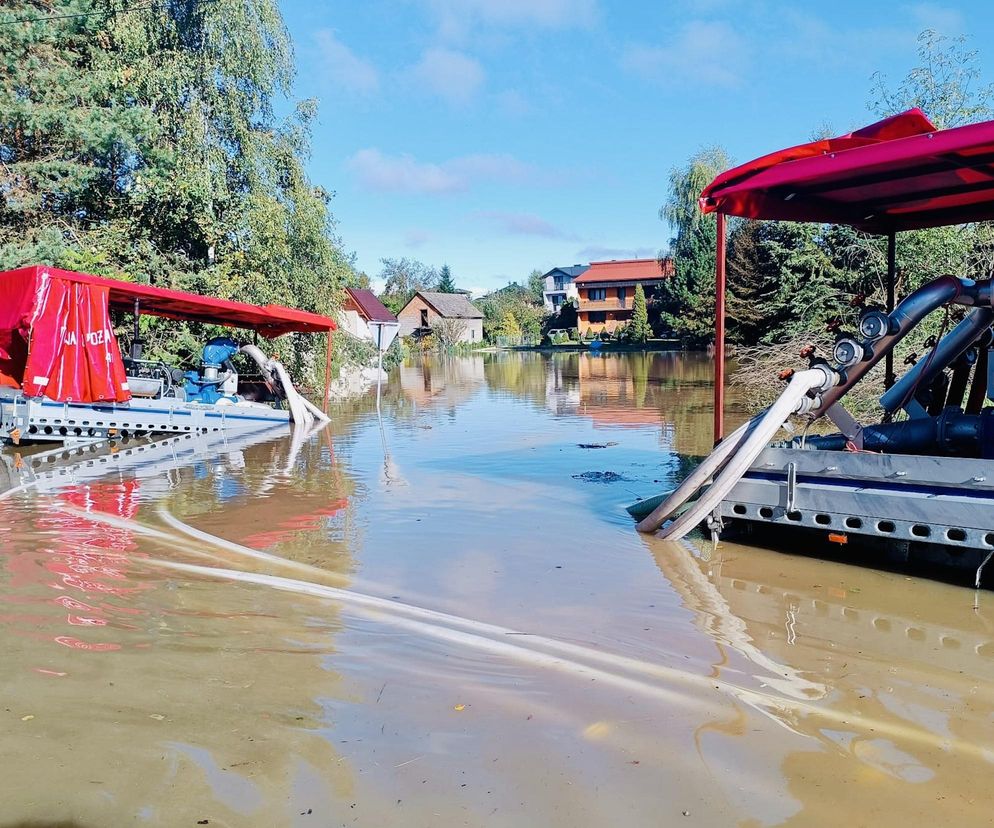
(577, 442, 619, 449)
(572, 471, 628, 483)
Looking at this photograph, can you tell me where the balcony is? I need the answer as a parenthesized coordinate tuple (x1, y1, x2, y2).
(579, 297, 632, 312)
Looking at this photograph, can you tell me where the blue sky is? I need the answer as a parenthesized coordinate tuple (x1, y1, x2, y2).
(279, 1, 994, 295)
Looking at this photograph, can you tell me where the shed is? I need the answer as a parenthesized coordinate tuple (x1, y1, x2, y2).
(397, 291, 484, 343)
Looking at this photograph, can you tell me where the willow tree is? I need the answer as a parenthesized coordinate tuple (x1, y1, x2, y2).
(0, 0, 354, 375)
(657, 146, 732, 346)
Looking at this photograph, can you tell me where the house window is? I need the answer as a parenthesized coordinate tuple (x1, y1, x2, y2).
(471, 328, 475, 341)
(617, 287, 627, 301)
(420, 308, 429, 327)
(589, 288, 607, 301)
(589, 311, 607, 323)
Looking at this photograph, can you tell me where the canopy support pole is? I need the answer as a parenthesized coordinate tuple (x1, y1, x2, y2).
(714, 211, 727, 444)
(885, 231, 897, 388)
(323, 332, 333, 412)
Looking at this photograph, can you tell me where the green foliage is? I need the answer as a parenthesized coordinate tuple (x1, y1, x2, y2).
(629, 284, 651, 343)
(437, 264, 456, 293)
(476, 282, 546, 344)
(528, 268, 546, 304)
(378, 257, 438, 313)
(0, 0, 354, 384)
(870, 30, 993, 128)
(658, 146, 732, 346)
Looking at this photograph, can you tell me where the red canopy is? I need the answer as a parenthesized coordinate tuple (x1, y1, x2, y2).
(0, 266, 337, 404)
(3, 265, 337, 336)
(699, 109, 994, 233)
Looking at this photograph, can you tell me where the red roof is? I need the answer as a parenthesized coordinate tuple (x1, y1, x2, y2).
(699, 109, 994, 233)
(345, 288, 397, 323)
(574, 258, 673, 285)
(3, 266, 336, 336)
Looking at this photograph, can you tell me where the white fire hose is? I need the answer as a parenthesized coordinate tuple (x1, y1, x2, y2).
(639, 368, 833, 540)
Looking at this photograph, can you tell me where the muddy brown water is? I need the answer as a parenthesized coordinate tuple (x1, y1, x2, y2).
(1, 351, 993, 827)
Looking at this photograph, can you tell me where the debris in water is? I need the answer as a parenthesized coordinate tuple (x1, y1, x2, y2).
(454, 704, 466, 711)
(20, 714, 34, 721)
(572, 471, 627, 483)
(577, 442, 618, 449)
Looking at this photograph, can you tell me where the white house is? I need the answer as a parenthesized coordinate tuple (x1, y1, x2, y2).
(541, 264, 588, 311)
(341, 288, 398, 341)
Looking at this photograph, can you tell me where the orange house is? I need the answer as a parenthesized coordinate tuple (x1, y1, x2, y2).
(574, 258, 673, 335)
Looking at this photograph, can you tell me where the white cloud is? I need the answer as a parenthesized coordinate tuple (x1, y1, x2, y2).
(314, 30, 380, 95)
(576, 245, 659, 261)
(622, 20, 749, 87)
(475, 210, 576, 239)
(409, 48, 485, 105)
(347, 149, 538, 194)
(424, 0, 597, 37)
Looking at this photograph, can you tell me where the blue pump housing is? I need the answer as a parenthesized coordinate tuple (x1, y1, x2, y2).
(202, 337, 240, 368)
(184, 337, 241, 404)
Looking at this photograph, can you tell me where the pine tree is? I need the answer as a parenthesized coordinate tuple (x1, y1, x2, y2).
(629, 284, 651, 343)
(437, 264, 456, 293)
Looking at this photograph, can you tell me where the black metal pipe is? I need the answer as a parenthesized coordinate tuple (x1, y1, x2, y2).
(946, 352, 975, 410)
(815, 275, 974, 419)
(967, 343, 990, 414)
(806, 410, 981, 455)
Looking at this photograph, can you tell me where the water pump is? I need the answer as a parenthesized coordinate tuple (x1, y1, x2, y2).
(184, 337, 241, 404)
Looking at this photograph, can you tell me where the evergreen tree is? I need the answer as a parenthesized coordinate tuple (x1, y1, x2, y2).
(629, 284, 651, 343)
(437, 264, 456, 293)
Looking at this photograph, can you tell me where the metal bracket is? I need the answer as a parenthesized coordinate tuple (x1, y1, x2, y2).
(786, 462, 797, 512)
(824, 402, 864, 449)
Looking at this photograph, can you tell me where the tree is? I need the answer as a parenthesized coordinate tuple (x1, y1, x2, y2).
(497, 310, 523, 342)
(657, 146, 733, 346)
(629, 284, 651, 343)
(870, 30, 993, 129)
(437, 264, 456, 293)
(528, 268, 546, 304)
(378, 257, 438, 313)
(0, 0, 353, 378)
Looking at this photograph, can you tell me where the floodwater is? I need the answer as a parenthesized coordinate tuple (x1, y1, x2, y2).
(1, 351, 993, 827)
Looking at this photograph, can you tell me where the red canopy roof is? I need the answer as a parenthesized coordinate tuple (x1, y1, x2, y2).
(699, 109, 994, 233)
(3, 266, 336, 336)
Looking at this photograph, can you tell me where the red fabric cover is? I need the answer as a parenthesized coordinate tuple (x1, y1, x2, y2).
(0, 267, 39, 388)
(697, 109, 994, 232)
(0, 267, 130, 403)
(21, 277, 130, 403)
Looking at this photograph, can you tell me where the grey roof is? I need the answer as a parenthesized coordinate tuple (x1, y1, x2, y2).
(544, 264, 589, 279)
(419, 291, 483, 319)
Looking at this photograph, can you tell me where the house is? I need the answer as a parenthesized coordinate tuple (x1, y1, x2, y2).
(574, 258, 673, 335)
(541, 264, 588, 311)
(397, 291, 484, 344)
(341, 288, 398, 341)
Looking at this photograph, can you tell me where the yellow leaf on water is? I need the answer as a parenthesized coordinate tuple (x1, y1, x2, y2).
(583, 721, 611, 741)
(21, 715, 34, 722)
(454, 704, 466, 711)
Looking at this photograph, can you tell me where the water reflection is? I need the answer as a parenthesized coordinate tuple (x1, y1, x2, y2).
(1, 352, 993, 827)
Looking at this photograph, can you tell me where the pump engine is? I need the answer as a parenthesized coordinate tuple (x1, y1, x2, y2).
(183, 337, 241, 405)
